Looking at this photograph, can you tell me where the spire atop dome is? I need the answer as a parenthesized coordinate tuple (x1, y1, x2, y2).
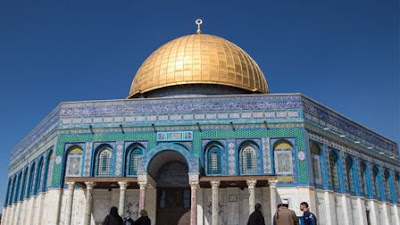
(195, 19, 202, 34)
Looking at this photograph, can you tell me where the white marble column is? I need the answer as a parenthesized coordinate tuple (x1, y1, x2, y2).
(197, 187, 204, 225)
(392, 204, 400, 225)
(190, 179, 199, 225)
(269, 179, 278, 222)
(138, 180, 147, 211)
(247, 180, 257, 215)
(341, 194, 352, 225)
(381, 203, 390, 225)
(368, 200, 379, 225)
(324, 191, 334, 225)
(210, 180, 220, 225)
(118, 181, 128, 216)
(2, 207, 7, 225)
(65, 182, 75, 225)
(83, 181, 95, 225)
(356, 197, 368, 225)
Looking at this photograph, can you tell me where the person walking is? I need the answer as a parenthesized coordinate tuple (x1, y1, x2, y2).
(103, 206, 124, 225)
(300, 202, 317, 225)
(133, 209, 151, 225)
(273, 199, 299, 225)
(247, 203, 265, 225)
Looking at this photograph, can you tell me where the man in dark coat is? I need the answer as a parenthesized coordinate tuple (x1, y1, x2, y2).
(133, 209, 151, 225)
(247, 203, 266, 225)
(103, 206, 124, 225)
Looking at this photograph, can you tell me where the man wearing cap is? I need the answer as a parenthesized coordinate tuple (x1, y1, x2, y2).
(273, 199, 299, 225)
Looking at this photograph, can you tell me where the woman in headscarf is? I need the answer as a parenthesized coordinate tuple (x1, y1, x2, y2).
(133, 209, 151, 225)
(103, 206, 123, 225)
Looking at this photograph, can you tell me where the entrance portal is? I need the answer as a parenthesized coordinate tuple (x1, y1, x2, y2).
(148, 151, 191, 225)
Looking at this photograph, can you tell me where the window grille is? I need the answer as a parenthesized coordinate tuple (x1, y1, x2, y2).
(311, 143, 322, 185)
(128, 149, 142, 175)
(207, 146, 221, 175)
(242, 146, 257, 174)
(97, 148, 112, 176)
(66, 147, 83, 177)
(329, 152, 339, 189)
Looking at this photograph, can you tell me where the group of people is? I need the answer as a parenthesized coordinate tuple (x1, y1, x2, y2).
(102, 207, 151, 225)
(248, 201, 317, 225)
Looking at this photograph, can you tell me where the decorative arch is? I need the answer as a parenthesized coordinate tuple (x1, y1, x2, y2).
(372, 166, 380, 199)
(8, 176, 16, 205)
(204, 141, 224, 175)
(383, 169, 391, 201)
(359, 161, 368, 196)
(13, 172, 22, 203)
(94, 144, 114, 176)
(27, 163, 36, 198)
(328, 150, 339, 190)
(46, 151, 54, 188)
(345, 156, 355, 192)
(65, 146, 84, 177)
(273, 139, 294, 175)
(144, 143, 199, 174)
(34, 157, 44, 194)
(4, 178, 11, 206)
(20, 167, 28, 201)
(125, 143, 145, 176)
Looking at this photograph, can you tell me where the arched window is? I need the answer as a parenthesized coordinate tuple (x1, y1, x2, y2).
(274, 140, 294, 175)
(27, 163, 35, 198)
(383, 170, 391, 201)
(360, 162, 368, 196)
(35, 159, 44, 194)
(14, 173, 22, 203)
(96, 147, 112, 176)
(241, 145, 257, 174)
(395, 174, 400, 201)
(20, 168, 28, 201)
(345, 156, 354, 192)
(311, 143, 322, 185)
(8, 177, 16, 205)
(206, 146, 222, 175)
(329, 151, 339, 190)
(65, 147, 84, 177)
(47, 152, 54, 188)
(126, 148, 142, 176)
(372, 166, 380, 199)
(4, 179, 11, 206)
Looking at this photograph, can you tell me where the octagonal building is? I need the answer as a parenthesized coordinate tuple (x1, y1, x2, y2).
(2, 25, 400, 225)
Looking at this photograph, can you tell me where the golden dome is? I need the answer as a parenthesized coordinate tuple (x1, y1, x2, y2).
(128, 33, 268, 98)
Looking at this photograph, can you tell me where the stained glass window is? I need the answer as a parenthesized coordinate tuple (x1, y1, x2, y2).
(311, 143, 322, 185)
(345, 156, 354, 192)
(329, 151, 339, 189)
(97, 148, 112, 176)
(383, 170, 391, 201)
(207, 146, 222, 175)
(274, 141, 293, 175)
(242, 146, 257, 174)
(66, 147, 83, 177)
(127, 149, 142, 175)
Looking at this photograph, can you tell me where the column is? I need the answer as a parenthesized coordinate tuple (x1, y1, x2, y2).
(65, 182, 75, 225)
(210, 181, 220, 225)
(356, 197, 368, 225)
(269, 179, 278, 222)
(190, 179, 199, 225)
(138, 180, 147, 211)
(392, 204, 400, 225)
(381, 203, 390, 225)
(118, 181, 128, 216)
(247, 180, 257, 215)
(83, 182, 95, 225)
(324, 191, 334, 225)
(368, 200, 379, 225)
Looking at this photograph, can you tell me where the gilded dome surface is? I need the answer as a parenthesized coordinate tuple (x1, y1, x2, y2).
(128, 33, 268, 98)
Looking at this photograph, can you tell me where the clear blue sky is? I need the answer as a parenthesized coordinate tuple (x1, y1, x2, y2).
(0, 0, 398, 210)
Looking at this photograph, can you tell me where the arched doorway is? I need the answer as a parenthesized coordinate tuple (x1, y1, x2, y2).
(148, 150, 191, 225)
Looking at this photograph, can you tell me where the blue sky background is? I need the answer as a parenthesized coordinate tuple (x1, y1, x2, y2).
(0, 0, 398, 210)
